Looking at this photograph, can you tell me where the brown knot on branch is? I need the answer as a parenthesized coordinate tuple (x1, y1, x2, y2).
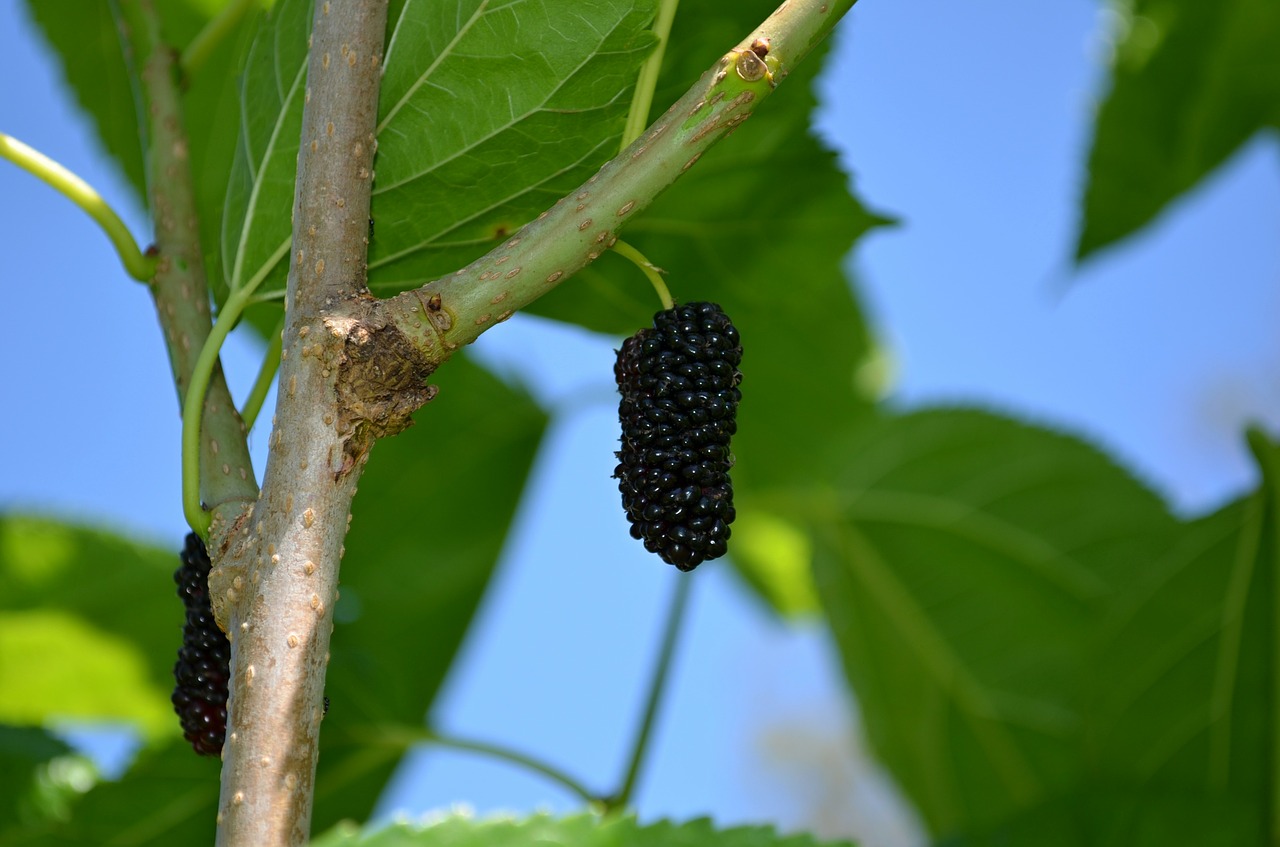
(331, 297, 440, 479)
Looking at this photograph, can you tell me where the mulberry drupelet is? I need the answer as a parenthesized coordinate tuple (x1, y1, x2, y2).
(171, 533, 230, 756)
(614, 302, 742, 570)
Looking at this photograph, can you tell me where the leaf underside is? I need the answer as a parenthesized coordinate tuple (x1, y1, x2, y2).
(813, 410, 1277, 845)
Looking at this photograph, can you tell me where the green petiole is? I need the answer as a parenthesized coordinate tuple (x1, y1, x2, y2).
(0, 132, 156, 282)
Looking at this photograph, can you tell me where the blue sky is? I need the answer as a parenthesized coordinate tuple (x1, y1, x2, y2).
(2, 0, 1278, 843)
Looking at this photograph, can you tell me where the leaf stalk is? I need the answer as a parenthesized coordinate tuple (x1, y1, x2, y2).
(355, 724, 603, 809)
(607, 575, 694, 813)
(0, 132, 156, 282)
(621, 0, 681, 151)
(239, 313, 285, 431)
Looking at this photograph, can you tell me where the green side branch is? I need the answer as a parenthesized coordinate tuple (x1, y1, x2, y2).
(382, 0, 859, 353)
(0, 132, 156, 282)
(118, 0, 258, 540)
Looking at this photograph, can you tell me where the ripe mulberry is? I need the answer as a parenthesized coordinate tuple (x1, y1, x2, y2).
(614, 302, 742, 570)
(171, 533, 230, 756)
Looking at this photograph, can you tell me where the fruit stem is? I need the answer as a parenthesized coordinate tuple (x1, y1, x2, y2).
(621, 0, 681, 151)
(613, 239, 674, 311)
(606, 573, 695, 813)
(239, 313, 284, 431)
(0, 132, 156, 282)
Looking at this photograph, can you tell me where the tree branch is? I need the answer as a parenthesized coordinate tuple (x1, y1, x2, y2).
(118, 0, 259, 522)
(208, 1, 396, 844)
(197, 1, 853, 843)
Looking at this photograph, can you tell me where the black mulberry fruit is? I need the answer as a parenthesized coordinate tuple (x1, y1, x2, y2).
(614, 302, 742, 570)
(171, 533, 230, 756)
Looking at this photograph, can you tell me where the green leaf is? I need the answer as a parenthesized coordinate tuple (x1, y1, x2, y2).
(0, 516, 185, 739)
(220, 0, 658, 298)
(808, 409, 1177, 838)
(14, 740, 221, 846)
(368, 0, 658, 287)
(219, 0, 310, 295)
(311, 812, 855, 847)
(1076, 0, 1280, 260)
(23, 0, 260, 287)
(311, 353, 547, 832)
(1081, 429, 1280, 845)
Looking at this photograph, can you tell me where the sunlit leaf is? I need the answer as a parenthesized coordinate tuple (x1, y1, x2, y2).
(0, 610, 172, 736)
(312, 812, 855, 847)
(0, 515, 184, 738)
(220, 0, 658, 298)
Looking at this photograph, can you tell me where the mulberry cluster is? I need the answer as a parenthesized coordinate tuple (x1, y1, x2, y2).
(171, 533, 230, 757)
(614, 302, 742, 571)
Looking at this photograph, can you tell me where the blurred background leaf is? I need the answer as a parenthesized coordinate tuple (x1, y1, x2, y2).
(1076, 0, 1280, 260)
(809, 410, 1177, 837)
(0, 726, 81, 839)
(0, 516, 185, 738)
(17, 740, 222, 846)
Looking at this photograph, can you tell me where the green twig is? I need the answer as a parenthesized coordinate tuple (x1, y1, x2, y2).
(607, 575, 695, 813)
(239, 313, 284, 431)
(180, 0, 259, 79)
(613, 239, 674, 311)
(0, 132, 156, 282)
(621, 0, 680, 150)
(355, 724, 602, 809)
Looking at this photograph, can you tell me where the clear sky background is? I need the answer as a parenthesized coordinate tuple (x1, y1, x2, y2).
(1, 1, 1277, 845)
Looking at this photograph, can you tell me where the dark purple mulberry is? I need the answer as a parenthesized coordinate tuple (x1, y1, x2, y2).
(614, 302, 742, 570)
(171, 533, 229, 756)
